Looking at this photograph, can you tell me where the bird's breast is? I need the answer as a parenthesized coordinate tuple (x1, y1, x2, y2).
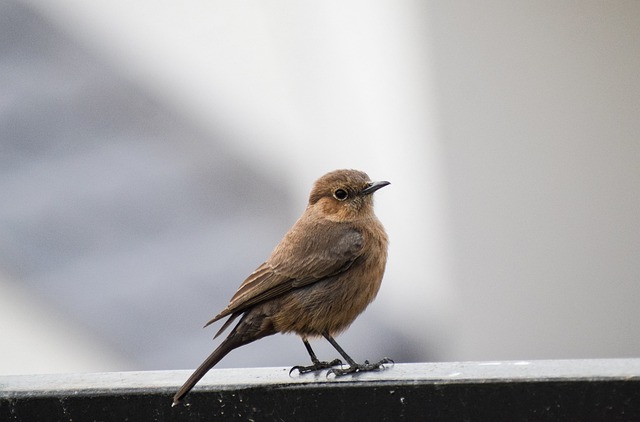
(272, 221, 388, 337)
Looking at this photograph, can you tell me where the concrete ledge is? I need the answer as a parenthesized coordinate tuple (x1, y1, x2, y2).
(2, 359, 640, 420)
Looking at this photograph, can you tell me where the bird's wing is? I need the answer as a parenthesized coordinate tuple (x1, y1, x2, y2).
(205, 222, 364, 336)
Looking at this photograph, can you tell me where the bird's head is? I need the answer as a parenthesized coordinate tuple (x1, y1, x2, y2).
(308, 169, 390, 222)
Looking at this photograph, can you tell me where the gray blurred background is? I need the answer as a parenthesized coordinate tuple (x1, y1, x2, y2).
(1, 1, 638, 375)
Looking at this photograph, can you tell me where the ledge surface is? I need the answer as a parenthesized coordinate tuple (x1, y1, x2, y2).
(2, 359, 640, 421)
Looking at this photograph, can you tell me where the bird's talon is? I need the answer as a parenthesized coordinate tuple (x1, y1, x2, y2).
(289, 366, 303, 376)
(325, 357, 394, 377)
(289, 359, 343, 376)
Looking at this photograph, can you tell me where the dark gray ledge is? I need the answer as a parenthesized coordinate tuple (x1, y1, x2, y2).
(2, 359, 640, 421)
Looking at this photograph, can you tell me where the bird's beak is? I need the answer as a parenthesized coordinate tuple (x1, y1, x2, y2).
(361, 180, 390, 195)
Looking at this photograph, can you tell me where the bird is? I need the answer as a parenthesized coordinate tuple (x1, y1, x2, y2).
(173, 169, 391, 406)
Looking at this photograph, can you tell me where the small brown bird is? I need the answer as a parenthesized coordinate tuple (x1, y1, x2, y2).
(173, 169, 390, 406)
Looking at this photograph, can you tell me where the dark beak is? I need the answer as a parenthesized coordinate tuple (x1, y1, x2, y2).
(361, 180, 390, 195)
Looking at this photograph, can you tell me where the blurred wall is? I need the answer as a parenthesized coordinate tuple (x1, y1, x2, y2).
(2, 0, 638, 375)
(425, 1, 640, 360)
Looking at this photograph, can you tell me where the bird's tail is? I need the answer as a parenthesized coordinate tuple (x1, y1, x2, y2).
(172, 333, 240, 406)
(172, 312, 276, 406)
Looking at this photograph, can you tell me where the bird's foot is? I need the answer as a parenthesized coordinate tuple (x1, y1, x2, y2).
(327, 357, 394, 377)
(289, 359, 343, 375)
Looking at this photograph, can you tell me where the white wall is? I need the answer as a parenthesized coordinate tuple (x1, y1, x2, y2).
(7, 0, 639, 372)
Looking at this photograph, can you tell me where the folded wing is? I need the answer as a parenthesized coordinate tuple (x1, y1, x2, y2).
(205, 221, 364, 337)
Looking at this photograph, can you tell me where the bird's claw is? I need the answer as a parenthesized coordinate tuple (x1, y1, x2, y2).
(289, 358, 343, 376)
(327, 357, 394, 377)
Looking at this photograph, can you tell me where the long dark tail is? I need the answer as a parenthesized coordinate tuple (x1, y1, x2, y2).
(172, 334, 239, 406)
(172, 312, 275, 406)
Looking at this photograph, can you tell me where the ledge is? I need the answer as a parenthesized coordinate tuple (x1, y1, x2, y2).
(2, 359, 640, 420)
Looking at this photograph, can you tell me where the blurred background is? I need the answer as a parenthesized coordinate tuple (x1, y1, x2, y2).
(1, 0, 638, 375)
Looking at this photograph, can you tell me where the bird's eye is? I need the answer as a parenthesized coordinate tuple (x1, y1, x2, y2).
(333, 188, 348, 201)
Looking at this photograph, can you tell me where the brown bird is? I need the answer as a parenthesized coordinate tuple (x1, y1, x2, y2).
(173, 169, 391, 406)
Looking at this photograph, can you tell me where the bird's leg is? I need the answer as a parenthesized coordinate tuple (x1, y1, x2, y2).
(323, 333, 393, 376)
(289, 338, 342, 375)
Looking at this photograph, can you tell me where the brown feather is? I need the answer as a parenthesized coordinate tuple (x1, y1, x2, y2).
(174, 169, 389, 405)
(205, 221, 364, 332)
